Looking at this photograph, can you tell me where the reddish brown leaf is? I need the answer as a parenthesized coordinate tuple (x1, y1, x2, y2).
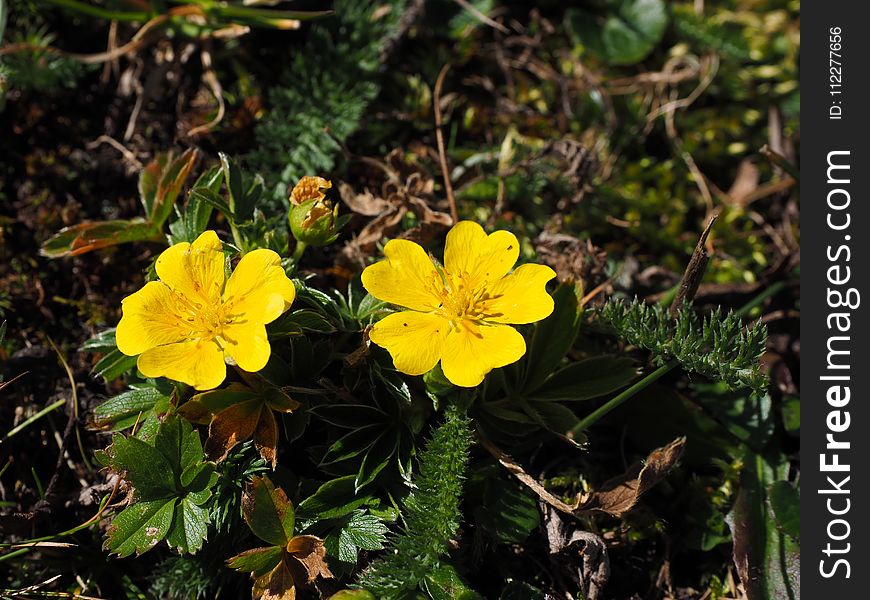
(286, 535, 333, 584)
(252, 557, 298, 600)
(254, 407, 279, 468)
(204, 399, 263, 462)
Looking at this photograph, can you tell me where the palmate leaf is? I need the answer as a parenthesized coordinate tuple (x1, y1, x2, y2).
(102, 415, 217, 557)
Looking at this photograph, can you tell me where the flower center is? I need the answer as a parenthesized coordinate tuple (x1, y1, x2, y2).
(430, 269, 502, 324)
(173, 292, 237, 342)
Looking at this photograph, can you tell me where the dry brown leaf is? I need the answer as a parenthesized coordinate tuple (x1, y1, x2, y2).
(204, 400, 262, 462)
(254, 408, 279, 468)
(479, 432, 686, 518)
(286, 535, 334, 584)
(253, 558, 298, 600)
(579, 437, 686, 516)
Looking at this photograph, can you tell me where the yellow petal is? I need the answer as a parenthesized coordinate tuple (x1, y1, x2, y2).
(156, 230, 225, 305)
(138, 339, 226, 390)
(439, 322, 526, 387)
(361, 239, 441, 311)
(368, 311, 450, 376)
(116, 281, 187, 356)
(482, 264, 557, 324)
(222, 323, 272, 373)
(443, 221, 519, 287)
(223, 249, 296, 325)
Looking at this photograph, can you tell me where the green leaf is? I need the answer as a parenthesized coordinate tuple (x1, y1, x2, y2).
(80, 328, 119, 353)
(103, 415, 218, 556)
(105, 498, 176, 558)
(93, 385, 172, 431)
(220, 152, 263, 222)
(106, 434, 176, 500)
(499, 581, 546, 599)
(312, 405, 387, 429)
(527, 356, 637, 401)
(473, 477, 540, 545)
(269, 309, 338, 337)
(424, 564, 483, 600)
(341, 511, 388, 551)
(188, 187, 235, 223)
(154, 414, 205, 479)
(297, 476, 375, 520)
(568, 0, 668, 66)
(165, 497, 210, 554)
(92, 349, 139, 382)
(328, 591, 376, 600)
(355, 433, 397, 491)
(726, 452, 799, 600)
(227, 546, 284, 577)
(321, 426, 381, 466)
(768, 481, 800, 541)
(140, 149, 199, 227)
(169, 165, 218, 244)
(243, 475, 295, 546)
(521, 283, 582, 392)
(781, 396, 800, 433)
(323, 510, 389, 572)
(41, 219, 159, 258)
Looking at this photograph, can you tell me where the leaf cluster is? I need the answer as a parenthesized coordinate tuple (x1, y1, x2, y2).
(99, 415, 219, 557)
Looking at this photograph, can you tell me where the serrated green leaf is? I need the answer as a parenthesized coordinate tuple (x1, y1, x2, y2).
(341, 511, 388, 551)
(93, 386, 172, 431)
(243, 475, 295, 546)
(154, 414, 204, 478)
(165, 497, 209, 554)
(473, 478, 540, 545)
(107, 434, 176, 499)
(320, 426, 381, 466)
(105, 498, 176, 557)
(527, 356, 637, 401)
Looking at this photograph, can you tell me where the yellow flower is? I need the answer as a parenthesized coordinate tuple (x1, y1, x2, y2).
(361, 221, 556, 387)
(116, 231, 296, 390)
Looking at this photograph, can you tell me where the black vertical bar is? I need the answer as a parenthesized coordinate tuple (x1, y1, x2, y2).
(802, 2, 868, 595)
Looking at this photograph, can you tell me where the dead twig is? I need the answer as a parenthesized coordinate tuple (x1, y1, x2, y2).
(433, 63, 458, 223)
(670, 213, 718, 316)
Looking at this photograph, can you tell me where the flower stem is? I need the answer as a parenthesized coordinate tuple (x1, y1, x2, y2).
(291, 240, 307, 264)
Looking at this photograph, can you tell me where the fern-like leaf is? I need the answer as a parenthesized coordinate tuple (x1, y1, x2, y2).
(356, 403, 473, 598)
(596, 299, 768, 393)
